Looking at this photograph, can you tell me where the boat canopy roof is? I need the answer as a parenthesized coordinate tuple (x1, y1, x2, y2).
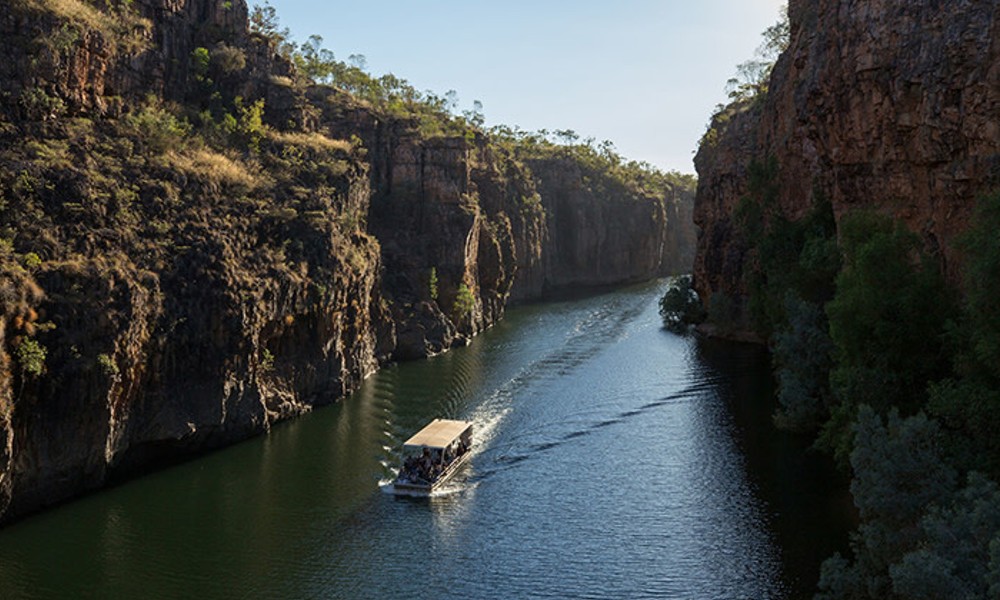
(403, 419, 472, 450)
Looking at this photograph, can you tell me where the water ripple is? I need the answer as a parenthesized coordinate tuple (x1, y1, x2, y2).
(0, 282, 816, 600)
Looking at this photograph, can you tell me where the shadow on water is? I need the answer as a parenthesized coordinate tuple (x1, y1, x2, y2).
(691, 335, 856, 597)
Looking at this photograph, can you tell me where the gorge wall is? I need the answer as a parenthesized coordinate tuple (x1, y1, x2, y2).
(0, 0, 695, 523)
(513, 156, 695, 300)
(693, 0, 1000, 327)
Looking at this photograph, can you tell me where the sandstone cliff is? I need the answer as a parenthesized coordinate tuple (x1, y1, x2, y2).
(515, 156, 694, 300)
(0, 0, 695, 523)
(694, 0, 1000, 328)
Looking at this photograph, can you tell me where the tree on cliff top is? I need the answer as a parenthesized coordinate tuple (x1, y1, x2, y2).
(247, 2, 470, 137)
(702, 4, 789, 150)
(491, 127, 695, 201)
(725, 4, 789, 103)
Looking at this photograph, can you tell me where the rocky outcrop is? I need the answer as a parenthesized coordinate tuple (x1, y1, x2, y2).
(2, 0, 240, 114)
(0, 0, 695, 524)
(0, 130, 390, 520)
(364, 130, 540, 357)
(694, 0, 1000, 325)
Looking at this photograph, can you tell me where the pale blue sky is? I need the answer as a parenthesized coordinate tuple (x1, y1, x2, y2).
(266, 1, 786, 174)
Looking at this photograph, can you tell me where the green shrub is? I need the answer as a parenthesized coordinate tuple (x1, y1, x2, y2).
(191, 46, 210, 82)
(125, 101, 191, 153)
(428, 267, 439, 301)
(956, 190, 1000, 379)
(96, 353, 119, 377)
(658, 275, 705, 332)
(15, 337, 47, 377)
(24, 0, 151, 55)
(826, 211, 955, 415)
(25, 139, 73, 170)
(925, 190, 1000, 480)
(261, 348, 275, 372)
(210, 43, 246, 75)
(234, 97, 266, 154)
(772, 294, 833, 432)
(43, 23, 81, 56)
(22, 252, 42, 270)
(453, 283, 475, 318)
(736, 159, 839, 338)
(927, 379, 1000, 477)
(818, 407, 959, 599)
(19, 87, 66, 121)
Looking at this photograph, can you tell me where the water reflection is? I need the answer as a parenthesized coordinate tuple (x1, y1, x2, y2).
(691, 336, 855, 593)
(0, 281, 850, 599)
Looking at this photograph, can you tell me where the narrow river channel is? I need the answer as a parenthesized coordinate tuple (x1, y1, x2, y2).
(0, 281, 852, 599)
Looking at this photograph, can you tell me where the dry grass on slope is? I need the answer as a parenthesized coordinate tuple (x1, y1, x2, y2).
(161, 149, 262, 191)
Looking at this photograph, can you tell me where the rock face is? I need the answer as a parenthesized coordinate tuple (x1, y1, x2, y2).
(694, 0, 1000, 326)
(1, 0, 250, 114)
(0, 0, 696, 524)
(362, 128, 543, 358)
(518, 157, 695, 299)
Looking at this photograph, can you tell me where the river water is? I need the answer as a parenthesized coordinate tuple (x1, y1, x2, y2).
(0, 281, 852, 599)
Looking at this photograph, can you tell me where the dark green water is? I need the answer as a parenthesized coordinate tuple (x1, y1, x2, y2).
(0, 281, 852, 599)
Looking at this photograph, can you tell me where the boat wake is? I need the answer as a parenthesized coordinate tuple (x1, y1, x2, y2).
(473, 379, 726, 480)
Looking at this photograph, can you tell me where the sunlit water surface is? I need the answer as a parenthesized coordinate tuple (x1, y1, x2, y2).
(0, 281, 852, 599)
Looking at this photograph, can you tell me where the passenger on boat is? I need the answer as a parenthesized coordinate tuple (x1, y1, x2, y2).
(403, 442, 474, 484)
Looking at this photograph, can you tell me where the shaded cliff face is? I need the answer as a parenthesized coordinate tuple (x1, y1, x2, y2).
(694, 0, 1000, 322)
(0, 0, 695, 523)
(364, 129, 542, 358)
(309, 94, 548, 358)
(517, 157, 695, 299)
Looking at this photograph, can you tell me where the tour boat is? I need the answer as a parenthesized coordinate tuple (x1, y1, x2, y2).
(393, 419, 474, 495)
